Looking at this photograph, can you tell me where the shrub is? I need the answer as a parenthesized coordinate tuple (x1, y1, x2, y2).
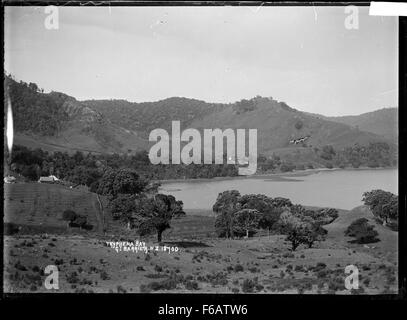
(206, 272, 228, 286)
(185, 280, 199, 290)
(66, 272, 79, 284)
(234, 264, 244, 272)
(68, 214, 89, 229)
(241, 279, 256, 293)
(345, 218, 379, 244)
(14, 261, 27, 271)
(147, 278, 178, 291)
(4, 222, 21, 235)
(280, 162, 295, 173)
(62, 210, 77, 222)
(117, 285, 127, 293)
(248, 267, 260, 273)
(100, 270, 110, 280)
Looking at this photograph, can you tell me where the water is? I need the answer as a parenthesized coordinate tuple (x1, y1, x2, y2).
(160, 169, 398, 212)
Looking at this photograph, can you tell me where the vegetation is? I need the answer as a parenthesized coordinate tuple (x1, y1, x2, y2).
(257, 142, 396, 174)
(5, 75, 69, 135)
(362, 189, 398, 229)
(97, 168, 149, 199)
(212, 190, 334, 246)
(9, 145, 239, 185)
(133, 194, 185, 242)
(276, 206, 331, 250)
(345, 218, 380, 244)
(62, 210, 77, 227)
(233, 209, 262, 238)
(96, 166, 185, 241)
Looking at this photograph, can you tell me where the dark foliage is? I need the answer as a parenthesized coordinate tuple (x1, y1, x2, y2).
(345, 218, 380, 244)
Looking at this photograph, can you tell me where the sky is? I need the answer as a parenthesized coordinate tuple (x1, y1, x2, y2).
(4, 6, 398, 116)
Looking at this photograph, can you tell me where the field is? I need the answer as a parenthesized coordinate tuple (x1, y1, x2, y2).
(4, 183, 103, 234)
(3, 183, 398, 294)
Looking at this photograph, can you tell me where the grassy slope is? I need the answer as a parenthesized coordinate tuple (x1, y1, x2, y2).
(327, 108, 398, 142)
(324, 205, 398, 263)
(3, 183, 398, 293)
(187, 99, 392, 155)
(4, 183, 103, 234)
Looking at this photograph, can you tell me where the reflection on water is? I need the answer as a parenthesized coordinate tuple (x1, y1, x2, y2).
(160, 169, 398, 212)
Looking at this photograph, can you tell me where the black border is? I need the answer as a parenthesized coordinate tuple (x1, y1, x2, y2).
(1, 0, 406, 316)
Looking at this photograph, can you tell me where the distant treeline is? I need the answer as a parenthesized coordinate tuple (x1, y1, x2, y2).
(7, 145, 239, 187)
(7, 141, 396, 187)
(257, 142, 397, 173)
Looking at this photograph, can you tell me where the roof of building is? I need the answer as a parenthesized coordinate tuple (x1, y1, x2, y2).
(38, 176, 56, 182)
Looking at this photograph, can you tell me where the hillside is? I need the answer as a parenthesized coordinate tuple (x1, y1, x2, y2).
(5, 76, 148, 154)
(327, 108, 398, 142)
(6, 76, 396, 160)
(324, 205, 398, 263)
(4, 183, 103, 234)
(82, 97, 226, 135)
(84, 96, 394, 156)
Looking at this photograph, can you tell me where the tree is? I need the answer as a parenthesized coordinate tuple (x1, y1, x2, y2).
(258, 207, 284, 235)
(277, 211, 325, 251)
(133, 194, 185, 242)
(28, 82, 39, 92)
(62, 209, 77, 227)
(109, 194, 138, 228)
(277, 211, 304, 250)
(301, 224, 327, 248)
(213, 190, 242, 239)
(69, 165, 101, 186)
(362, 190, 398, 225)
(97, 168, 148, 199)
(233, 209, 262, 238)
(22, 164, 40, 181)
(295, 120, 303, 130)
(286, 226, 307, 251)
(320, 145, 336, 161)
(238, 194, 285, 234)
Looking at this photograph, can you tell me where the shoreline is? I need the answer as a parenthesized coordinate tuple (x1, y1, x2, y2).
(157, 166, 397, 185)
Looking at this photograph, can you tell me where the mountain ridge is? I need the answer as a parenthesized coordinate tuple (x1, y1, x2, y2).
(5, 75, 396, 159)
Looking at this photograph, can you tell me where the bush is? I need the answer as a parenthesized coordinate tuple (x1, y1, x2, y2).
(280, 162, 295, 172)
(100, 270, 110, 280)
(148, 278, 178, 291)
(62, 210, 77, 222)
(241, 279, 256, 293)
(345, 218, 379, 244)
(4, 223, 21, 235)
(296, 164, 305, 171)
(66, 272, 79, 284)
(234, 264, 244, 272)
(206, 272, 228, 286)
(68, 214, 89, 229)
(185, 280, 199, 290)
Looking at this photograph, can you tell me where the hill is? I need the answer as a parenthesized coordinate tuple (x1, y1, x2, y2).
(6, 75, 396, 162)
(84, 96, 395, 156)
(326, 108, 398, 142)
(5, 75, 148, 154)
(324, 205, 398, 263)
